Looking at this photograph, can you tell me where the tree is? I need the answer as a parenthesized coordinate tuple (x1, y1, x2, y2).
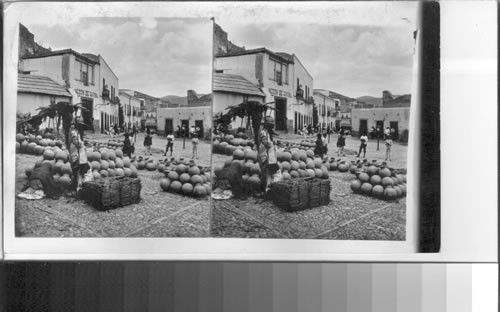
(312, 102, 318, 128)
(117, 99, 124, 129)
(215, 100, 274, 155)
(35, 101, 87, 146)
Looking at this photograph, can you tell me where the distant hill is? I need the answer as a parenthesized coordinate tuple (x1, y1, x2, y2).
(356, 96, 382, 106)
(160, 95, 187, 107)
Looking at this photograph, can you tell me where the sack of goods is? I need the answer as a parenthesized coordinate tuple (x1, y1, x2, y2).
(81, 176, 142, 211)
(268, 177, 331, 212)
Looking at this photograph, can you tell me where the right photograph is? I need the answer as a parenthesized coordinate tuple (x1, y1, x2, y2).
(210, 2, 418, 240)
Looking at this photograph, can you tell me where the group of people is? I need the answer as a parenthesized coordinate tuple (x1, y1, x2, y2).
(353, 130, 393, 161)
(311, 128, 394, 161)
(142, 127, 200, 160)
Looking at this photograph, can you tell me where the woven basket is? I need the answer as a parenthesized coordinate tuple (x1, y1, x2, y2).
(308, 178, 331, 207)
(269, 178, 310, 212)
(82, 176, 141, 211)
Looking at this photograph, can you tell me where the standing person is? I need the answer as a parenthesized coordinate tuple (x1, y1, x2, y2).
(109, 123, 115, 137)
(390, 127, 396, 140)
(357, 132, 368, 158)
(144, 131, 152, 155)
(114, 123, 119, 136)
(176, 125, 181, 138)
(191, 133, 199, 159)
(385, 134, 393, 161)
(336, 131, 346, 156)
(132, 124, 137, 143)
(384, 127, 391, 139)
(258, 117, 279, 193)
(181, 125, 187, 138)
(314, 133, 326, 159)
(164, 131, 175, 157)
(307, 124, 312, 135)
(69, 123, 91, 193)
(302, 125, 308, 138)
(190, 125, 195, 138)
(122, 132, 133, 158)
(322, 132, 328, 156)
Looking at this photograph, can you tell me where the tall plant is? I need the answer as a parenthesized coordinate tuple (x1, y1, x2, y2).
(35, 101, 87, 146)
(216, 100, 274, 153)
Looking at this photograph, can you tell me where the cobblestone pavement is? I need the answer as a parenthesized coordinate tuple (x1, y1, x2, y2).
(15, 153, 211, 237)
(211, 171, 406, 240)
(14, 131, 407, 239)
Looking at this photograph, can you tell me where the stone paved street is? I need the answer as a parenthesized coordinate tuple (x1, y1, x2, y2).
(210, 132, 408, 240)
(14, 132, 213, 237)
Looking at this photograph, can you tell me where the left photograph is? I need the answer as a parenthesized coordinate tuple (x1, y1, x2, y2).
(14, 17, 213, 237)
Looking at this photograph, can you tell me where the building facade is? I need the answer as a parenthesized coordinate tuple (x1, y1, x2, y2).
(213, 73, 266, 131)
(19, 49, 119, 133)
(313, 89, 358, 132)
(215, 48, 314, 133)
(156, 106, 212, 138)
(351, 107, 411, 140)
(17, 74, 72, 129)
(119, 89, 142, 130)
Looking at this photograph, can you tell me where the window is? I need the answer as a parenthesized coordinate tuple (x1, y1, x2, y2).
(269, 59, 288, 85)
(75, 60, 94, 85)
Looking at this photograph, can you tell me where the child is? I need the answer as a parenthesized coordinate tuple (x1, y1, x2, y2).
(336, 132, 346, 156)
(144, 131, 152, 155)
(164, 131, 175, 157)
(357, 132, 368, 158)
(191, 133, 199, 159)
(385, 134, 393, 161)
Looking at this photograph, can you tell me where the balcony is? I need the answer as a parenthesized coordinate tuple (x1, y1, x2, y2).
(102, 88, 110, 100)
(295, 89, 304, 101)
(110, 97, 120, 105)
(305, 96, 314, 105)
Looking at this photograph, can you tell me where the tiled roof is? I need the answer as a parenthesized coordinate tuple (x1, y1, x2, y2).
(22, 49, 99, 65)
(18, 74, 71, 97)
(213, 73, 265, 97)
(216, 47, 294, 64)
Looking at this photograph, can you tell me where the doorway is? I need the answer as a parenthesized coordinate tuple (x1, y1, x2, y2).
(181, 119, 189, 137)
(81, 98, 94, 131)
(195, 120, 204, 138)
(376, 120, 384, 139)
(359, 119, 368, 136)
(390, 121, 399, 140)
(275, 98, 287, 131)
(164, 118, 173, 136)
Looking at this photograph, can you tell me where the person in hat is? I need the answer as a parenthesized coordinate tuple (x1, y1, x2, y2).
(336, 131, 346, 157)
(122, 132, 133, 158)
(191, 132, 199, 159)
(164, 131, 175, 157)
(144, 131, 153, 155)
(69, 122, 91, 193)
(258, 116, 279, 193)
(314, 132, 326, 159)
(357, 132, 368, 158)
(385, 133, 393, 161)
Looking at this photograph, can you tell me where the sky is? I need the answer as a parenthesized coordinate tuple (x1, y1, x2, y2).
(22, 17, 212, 98)
(15, 2, 417, 99)
(215, 3, 418, 98)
